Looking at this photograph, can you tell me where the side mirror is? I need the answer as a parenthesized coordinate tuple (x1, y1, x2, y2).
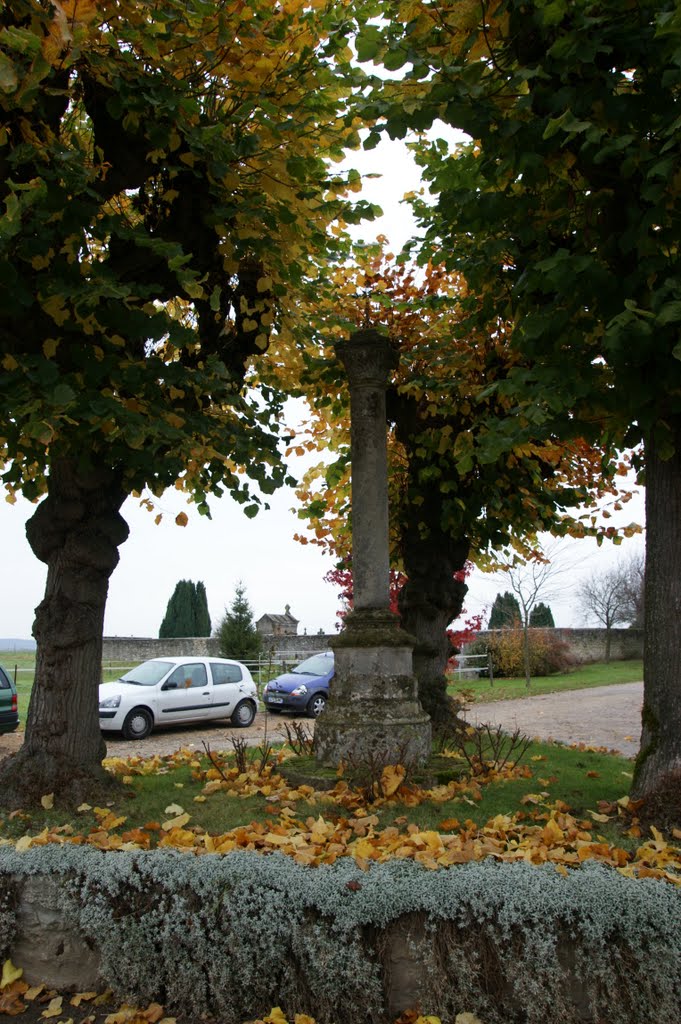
(162, 681, 178, 691)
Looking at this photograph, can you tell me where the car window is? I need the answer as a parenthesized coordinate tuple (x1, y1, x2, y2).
(210, 662, 242, 685)
(166, 663, 207, 689)
(292, 653, 333, 676)
(0, 667, 10, 689)
(121, 660, 174, 686)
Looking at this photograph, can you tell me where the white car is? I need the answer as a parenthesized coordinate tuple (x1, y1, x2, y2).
(98, 656, 258, 740)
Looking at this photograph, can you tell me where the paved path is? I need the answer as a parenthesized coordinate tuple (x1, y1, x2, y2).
(0, 682, 644, 763)
(470, 681, 643, 758)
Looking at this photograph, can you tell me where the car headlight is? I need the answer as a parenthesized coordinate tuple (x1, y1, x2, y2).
(291, 685, 308, 696)
(99, 695, 121, 710)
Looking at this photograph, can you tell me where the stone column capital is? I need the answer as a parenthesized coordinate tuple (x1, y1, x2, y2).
(335, 329, 398, 390)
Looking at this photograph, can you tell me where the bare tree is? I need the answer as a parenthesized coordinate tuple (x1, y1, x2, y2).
(619, 552, 645, 629)
(578, 568, 630, 662)
(579, 553, 645, 661)
(494, 542, 575, 688)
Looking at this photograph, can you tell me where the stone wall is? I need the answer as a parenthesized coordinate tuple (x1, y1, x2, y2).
(463, 627, 643, 664)
(101, 632, 335, 666)
(2, 851, 680, 1024)
(103, 627, 642, 668)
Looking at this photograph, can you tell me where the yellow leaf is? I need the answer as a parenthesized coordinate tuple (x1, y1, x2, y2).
(264, 1009, 289, 1024)
(164, 803, 184, 815)
(161, 813, 191, 831)
(455, 1014, 484, 1024)
(2, 355, 18, 371)
(1, 960, 23, 990)
(257, 276, 273, 293)
(40, 793, 54, 810)
(381, 764, 405, 797)
(41, 995, 63, 1018)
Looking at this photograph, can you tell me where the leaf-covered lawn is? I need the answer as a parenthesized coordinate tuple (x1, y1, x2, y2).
(1, 741, 679, 885)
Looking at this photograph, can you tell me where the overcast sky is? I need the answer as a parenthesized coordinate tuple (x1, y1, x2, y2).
(0, 133, 646, 642)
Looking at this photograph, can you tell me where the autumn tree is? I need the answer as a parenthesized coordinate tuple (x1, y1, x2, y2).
(289, 249, 633, 721)
(0, 0, 376, 807)
(216, 582, 261, 661)
(364, 0, 680, 817)
(159, 580, 211, 638)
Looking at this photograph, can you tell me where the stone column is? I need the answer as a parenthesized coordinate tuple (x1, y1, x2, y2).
(314, 329, 431, 768)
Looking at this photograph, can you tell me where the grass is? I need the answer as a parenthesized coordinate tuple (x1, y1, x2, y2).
(0, 738, 637, 851)
(450, 659, 643, 703)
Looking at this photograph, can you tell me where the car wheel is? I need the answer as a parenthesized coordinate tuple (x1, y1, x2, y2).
(306, 693, 327, 719)
(122, 707, 153, 740)
(231, 699, 256, 728)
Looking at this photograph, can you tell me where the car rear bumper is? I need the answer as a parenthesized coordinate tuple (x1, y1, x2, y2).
(0, 712, 19, 734)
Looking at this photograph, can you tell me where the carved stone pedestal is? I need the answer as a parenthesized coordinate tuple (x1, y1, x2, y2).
(313, 328, 431, 767)
(314, 609, 431, 766)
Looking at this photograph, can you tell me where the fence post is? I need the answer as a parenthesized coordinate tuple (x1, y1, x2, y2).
(487, 651, 494, 688)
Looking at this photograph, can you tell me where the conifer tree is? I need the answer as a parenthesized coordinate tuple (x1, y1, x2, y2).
(488, 592, 521, 629)
(193, 582, 212, 637)
(217, 582, 262, 660)
(529, 603, 555, 628)
(159, 580, 211, 638)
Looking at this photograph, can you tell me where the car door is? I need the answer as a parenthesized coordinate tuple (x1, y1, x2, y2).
(157, 661, 213, 724)
(207, 661, 244, 721)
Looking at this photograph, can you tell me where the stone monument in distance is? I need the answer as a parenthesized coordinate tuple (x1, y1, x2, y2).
(313, 328, 432, 768)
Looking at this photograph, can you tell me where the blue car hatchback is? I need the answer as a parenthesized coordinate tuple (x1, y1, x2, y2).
(263, 651, 334, 718)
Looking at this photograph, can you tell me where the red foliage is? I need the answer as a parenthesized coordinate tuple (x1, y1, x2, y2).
(324, 561, 482, 657)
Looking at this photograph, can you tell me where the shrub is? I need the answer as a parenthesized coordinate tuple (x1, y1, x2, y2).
(484, 628, 575, 678)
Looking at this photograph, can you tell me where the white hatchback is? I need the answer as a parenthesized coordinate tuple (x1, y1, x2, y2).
(98, 656, 258, 740)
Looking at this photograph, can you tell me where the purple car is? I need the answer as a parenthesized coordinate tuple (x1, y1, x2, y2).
(262, 651, 334, 718)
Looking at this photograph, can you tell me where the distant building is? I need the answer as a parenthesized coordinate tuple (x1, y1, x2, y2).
(256, 604, 299, 637)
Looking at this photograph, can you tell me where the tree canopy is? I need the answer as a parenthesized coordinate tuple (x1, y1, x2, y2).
(360, 0, 681, 818)
(287, 246, 635, 719)
(0, 0, 378, 807)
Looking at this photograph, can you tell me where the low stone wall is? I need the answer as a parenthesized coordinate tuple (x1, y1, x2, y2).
(103, 627, 642, 669)
(464, 627, 643, 664)
(101, 632, 335, 665)
(1, 848, 679, 1024)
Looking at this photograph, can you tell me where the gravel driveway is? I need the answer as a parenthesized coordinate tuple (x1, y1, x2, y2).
(470, 681, 643, 758)
(0, 682, 643, 763)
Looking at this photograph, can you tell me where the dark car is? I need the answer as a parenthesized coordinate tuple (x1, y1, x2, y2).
(262, 651, 334, 718)
(0, 663, 19, 734)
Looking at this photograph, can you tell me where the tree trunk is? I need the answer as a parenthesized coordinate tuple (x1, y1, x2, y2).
(398, 517, 470, 726)
(522, 619, 531, 689)
(632, 425, 681, 826)
(0, 457, 129, 809)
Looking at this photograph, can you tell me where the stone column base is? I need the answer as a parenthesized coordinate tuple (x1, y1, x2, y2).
(314, 609, 432, 768)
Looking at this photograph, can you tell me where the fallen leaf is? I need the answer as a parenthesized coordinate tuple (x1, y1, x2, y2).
(40, 794, 54, 810)
(1, 961, 23, 990)
(41, 996, 63, 1018)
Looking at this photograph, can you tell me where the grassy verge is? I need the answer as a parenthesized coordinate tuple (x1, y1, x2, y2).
(450, 659, 643, 703)
(0, 739, 636, 848)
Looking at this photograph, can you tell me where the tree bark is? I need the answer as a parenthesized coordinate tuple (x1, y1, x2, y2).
(632, 424, 681, 826)
(0, 457, 129, 809)
(398, 515, 469, 726)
